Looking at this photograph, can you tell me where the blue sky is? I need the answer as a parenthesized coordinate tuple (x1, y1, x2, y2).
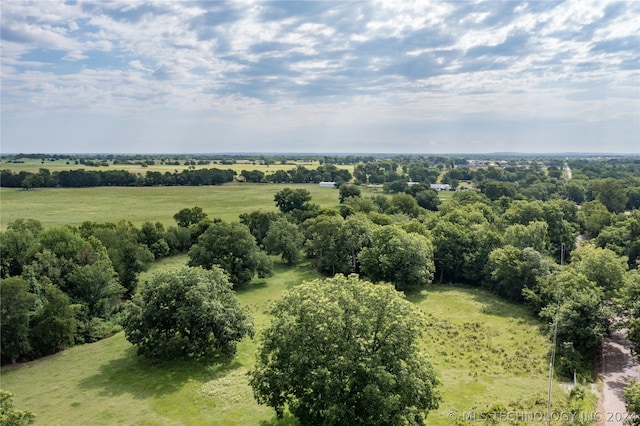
(1, 0, 639, 154)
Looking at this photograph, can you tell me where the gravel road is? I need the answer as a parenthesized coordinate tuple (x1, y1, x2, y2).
(599, 328, 640, 425)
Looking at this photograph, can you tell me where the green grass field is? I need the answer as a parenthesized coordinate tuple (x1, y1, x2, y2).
(0, 183, 343, 230)
(1, 254, 569, 425)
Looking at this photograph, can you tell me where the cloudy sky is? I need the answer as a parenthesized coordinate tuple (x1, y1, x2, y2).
(1, 1, 639, 154)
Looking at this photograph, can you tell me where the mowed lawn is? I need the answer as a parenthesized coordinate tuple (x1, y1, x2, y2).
(0, 183, 341, 229)
(1, 255, 566, 426)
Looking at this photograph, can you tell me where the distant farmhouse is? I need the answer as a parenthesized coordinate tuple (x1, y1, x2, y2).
(430, 183, 452, 191)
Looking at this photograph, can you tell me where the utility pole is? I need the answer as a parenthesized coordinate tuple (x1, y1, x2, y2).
(547, 243, 565, 426)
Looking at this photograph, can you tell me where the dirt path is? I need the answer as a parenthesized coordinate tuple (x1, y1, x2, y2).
(599, 328, 640, 425)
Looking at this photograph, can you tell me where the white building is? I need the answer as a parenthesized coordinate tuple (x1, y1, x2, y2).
(430, 183, 452, 191)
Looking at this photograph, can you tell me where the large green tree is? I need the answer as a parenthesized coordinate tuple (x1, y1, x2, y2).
(304, 214, 350, 275)
(239, 210, 281, 247)
(28, 284, 76, 357)
(359, 225, 435, 291)
(274, 187, 313, 213)
(0, 219, 42, 278)
(263, 218, 304, 264)
(173, 206, 208, 228)
(578, 200, 612, 238)
(535, 271, 610, 377)
(0, 277, 37, 364)
(188, 220, 272, 288)
(591, 178, 628, 213)
(485, 246, 554, 302)
(249, 275, 440, 425)
(570, 243, 627, 297)
(430, 203, 502, 284)
(122, 266, 253, 360)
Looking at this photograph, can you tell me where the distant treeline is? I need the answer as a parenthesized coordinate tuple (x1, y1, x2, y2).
(1, 168, 236, 188)
(0, 164, 353, 189)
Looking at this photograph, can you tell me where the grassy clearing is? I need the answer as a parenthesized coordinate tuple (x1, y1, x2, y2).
(0, 183, 341, 229)
(1, 254, 569, 425)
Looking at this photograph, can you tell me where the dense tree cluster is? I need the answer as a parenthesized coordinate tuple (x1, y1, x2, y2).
(0, 212, 217, 364)
(0, 220, 130, 363)
(122, 266, 253, 359)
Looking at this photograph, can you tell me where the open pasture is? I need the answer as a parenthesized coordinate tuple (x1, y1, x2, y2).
(0, 183, 341, 229)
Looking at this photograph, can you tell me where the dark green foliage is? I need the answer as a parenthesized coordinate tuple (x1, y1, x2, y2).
(1, 277, 37, 364)
(122, 266, 253, 360)
(571, 243, 627, 297)
(578, 200, 611, 237)
(239, 210, 281, 246)
(388, 193, 422, 218)
(263, 218, 304, 264)
(338, 184, 361, 203)
(173, 206, 208, 228)
(0, 219, 42, 278)
(29, 284, 76, 357)
(188, 220, 272, 288)
(591, 178, 628, 213)
(138, 221, 169, 257)
(249, 275, 441, 425)
(534, 272, 609, 378)
(304, 215, 349, 275)
(274, 187, 313, 213)
(430, 203, 502, 284)
(65, 237, 124, 318)
(83, 221, 154, 295)
(164, 225, 192, 254)
(414, 189, 440, 211)
(240, 169, 265, 183)
(485, 246, 554, 302)
(383, 180, 408, 193)
(596, 210, 640, 269)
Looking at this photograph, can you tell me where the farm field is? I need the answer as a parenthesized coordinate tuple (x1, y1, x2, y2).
(0, 183, 345, 229)
(1, 254, 568, 426)
(0, 158, 353, 175)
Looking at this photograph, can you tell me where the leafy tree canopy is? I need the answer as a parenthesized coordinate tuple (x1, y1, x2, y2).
(122, 266, 253, 360)
(274, 187, 313, 213)
(0, 390, 35, 426)
(249, 274, 440, 425)
(359, 225, 435, 291)
(188, 220, 272, 288)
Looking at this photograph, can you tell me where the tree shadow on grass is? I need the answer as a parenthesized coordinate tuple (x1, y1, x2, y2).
(77, 345, 242, 399)
(259, 412, 299, 426)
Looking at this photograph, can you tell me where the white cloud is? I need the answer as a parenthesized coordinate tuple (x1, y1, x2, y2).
(1, 0, 638, 153)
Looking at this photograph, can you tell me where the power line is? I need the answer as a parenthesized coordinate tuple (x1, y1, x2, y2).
(547, 243, 565, 426)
